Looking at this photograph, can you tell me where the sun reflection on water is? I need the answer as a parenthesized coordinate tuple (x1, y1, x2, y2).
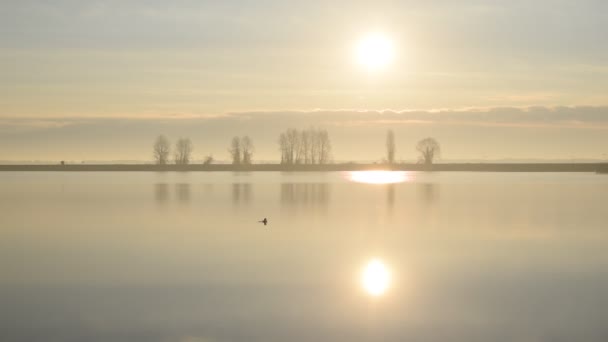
(348, 171, 408, 184)
(361, 258, 391, 297)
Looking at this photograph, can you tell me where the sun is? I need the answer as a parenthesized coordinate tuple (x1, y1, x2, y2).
(355, 33, 395, 71)
(361, 259, 391, 296)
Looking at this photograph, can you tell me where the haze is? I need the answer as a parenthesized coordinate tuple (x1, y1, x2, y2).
(1, 0, 607, 161)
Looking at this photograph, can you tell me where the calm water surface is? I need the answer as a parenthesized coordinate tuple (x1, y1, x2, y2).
(1, 172, 608, 341)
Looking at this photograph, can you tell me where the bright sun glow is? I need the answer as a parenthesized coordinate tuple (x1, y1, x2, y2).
(362, 259, 391, 296)
(356, 33, 395, 71)
(348, 171, 408, 184)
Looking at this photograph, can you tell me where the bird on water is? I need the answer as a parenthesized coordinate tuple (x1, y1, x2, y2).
(259, 218, 268, 226)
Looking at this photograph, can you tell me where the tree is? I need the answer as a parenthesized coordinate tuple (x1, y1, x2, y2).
(241, 136, 254, 165)
(278, 128, 300, 165)
(174, 138, 193, 165)
(279, 133, 288, 164)
(153, 135, 171, 165)
(286, 128, 301, 164)
(300, 129, 309, 164)
(317, 128, 331, 164)
(416, 137, 440, 165)
(309, 128, 319, 165)
(278, 127, 332, 165)
(386, 130, 395, 164)
(229, 136, 241, 165)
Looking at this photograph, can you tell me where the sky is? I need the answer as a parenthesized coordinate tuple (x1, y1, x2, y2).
(1, 0, 607, 162)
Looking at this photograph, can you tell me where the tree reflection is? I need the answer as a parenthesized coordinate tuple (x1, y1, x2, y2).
(232, 183, 252, 206)
(386, 184, 395, 212)
(175, 183, 191, 204)
(280, 183, 329, 212)
(154, 183, 169, 204)
(419, 183, 438, 206)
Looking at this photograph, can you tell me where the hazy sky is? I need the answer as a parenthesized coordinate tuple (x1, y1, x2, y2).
(1, 0, 607, 161)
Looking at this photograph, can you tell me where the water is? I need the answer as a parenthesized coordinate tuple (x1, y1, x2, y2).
(1, 172, 608, 342)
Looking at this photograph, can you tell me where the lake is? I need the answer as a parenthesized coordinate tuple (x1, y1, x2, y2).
(1, 171, 608, 342)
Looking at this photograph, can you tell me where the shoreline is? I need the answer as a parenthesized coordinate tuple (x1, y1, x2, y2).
(1, 163, 607, 173)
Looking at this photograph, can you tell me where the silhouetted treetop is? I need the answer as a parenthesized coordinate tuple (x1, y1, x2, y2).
(174, 138, 193, 165)
(153, 135, 171, 165)
(416, 137, 440, 165)
(278, 127, 331, 165)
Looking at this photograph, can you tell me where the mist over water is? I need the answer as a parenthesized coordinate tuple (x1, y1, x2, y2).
(1, 172, 608, 341)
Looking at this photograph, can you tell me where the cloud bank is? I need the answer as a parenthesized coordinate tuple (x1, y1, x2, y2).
(3, 106, 608, 131)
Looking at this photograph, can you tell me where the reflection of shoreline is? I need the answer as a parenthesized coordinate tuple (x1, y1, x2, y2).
(155, 183, 169, 204)
(281, 183, 329, 211)
(419, 183, 438, 205)
(154, 183, 192, 204)
(232, 183, 252, 206)
(176, 183, 190, 204)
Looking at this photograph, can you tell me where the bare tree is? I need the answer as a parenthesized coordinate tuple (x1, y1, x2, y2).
(279, 133, 288, 164)
(309, 128, 319, 164)
(286, 128, 301, 164)
(318, 129, 331, 164)
(174, 138, 193, 165)
(278, 127, 332, 165)
(300, 129, 311, 164)
(278, 128, 300, 165)
(386, 130, 395, 164)
(153, 135, 171, 165)
(279, 128, 301, 165)
(241, 136, 254, 165)
(229, 136, 241, 165)
(416, 137, 440, 165)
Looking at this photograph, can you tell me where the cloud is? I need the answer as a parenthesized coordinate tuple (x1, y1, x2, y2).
(229, 106, 608, 129)
(0, 118, 77, 133)
(2, 106, 608, 132)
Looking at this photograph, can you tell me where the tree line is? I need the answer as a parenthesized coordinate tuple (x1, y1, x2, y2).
(153, 135, 192, 165)
(228, 136, 254, 165)
(152, 129, 440, 165)
(278, 127, 331, 165)
(385, 129, 441, 165)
